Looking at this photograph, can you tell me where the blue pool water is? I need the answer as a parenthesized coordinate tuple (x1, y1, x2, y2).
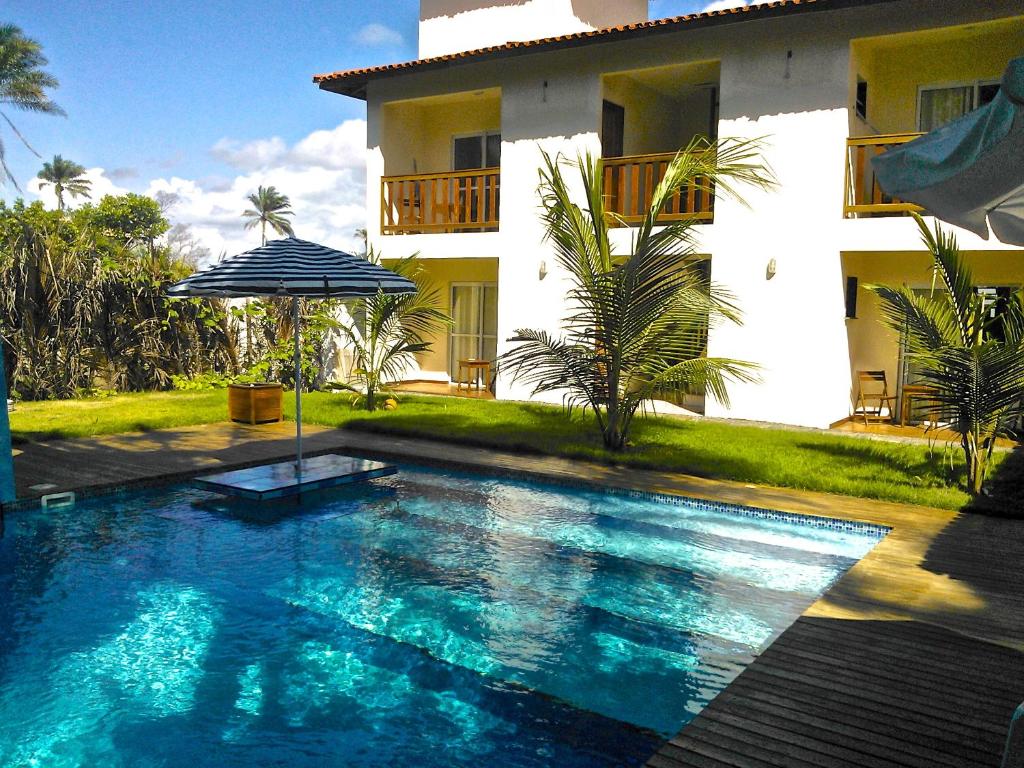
(0, 467, 884, 767)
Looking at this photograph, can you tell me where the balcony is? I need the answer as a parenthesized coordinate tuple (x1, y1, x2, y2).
(843, 134, 924, 218)
(602, 152, 714, 226)
(381, 168, 500, 235)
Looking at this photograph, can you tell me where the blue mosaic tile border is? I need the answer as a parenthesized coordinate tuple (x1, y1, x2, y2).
(469, 465, 890, 539)
(613, 487, 890, 538)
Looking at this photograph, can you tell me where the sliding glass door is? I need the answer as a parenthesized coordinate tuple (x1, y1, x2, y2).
(449, 283, 498, 379)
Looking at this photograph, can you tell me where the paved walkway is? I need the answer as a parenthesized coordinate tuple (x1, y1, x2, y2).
(9, 422, 1024, 767)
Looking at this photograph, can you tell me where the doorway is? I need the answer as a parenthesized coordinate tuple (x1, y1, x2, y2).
(449, 283, 498, 381)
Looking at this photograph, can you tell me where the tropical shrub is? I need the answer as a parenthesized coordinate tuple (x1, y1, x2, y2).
(336, 253, 450, 411)
(0, 198, 239, 399)
(870, 214, 1024, 496)
(501, 139, 774, 450)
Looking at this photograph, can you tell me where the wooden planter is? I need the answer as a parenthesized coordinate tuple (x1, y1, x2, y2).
(227, 383, 283, 425)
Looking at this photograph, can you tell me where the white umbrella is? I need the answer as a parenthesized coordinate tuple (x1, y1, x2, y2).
(168, 237, 416, 471)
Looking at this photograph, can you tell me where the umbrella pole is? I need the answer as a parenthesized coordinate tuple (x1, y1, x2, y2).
(293, 296, 302, 474)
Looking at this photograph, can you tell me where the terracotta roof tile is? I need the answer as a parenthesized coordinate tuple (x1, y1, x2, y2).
(313, 0, 895, 97)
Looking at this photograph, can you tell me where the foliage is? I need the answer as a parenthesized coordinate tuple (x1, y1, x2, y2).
(242, 185, 295, 245)
(82, 193, 169, 253)
(869, 214, 1024, 496)
(0, 197, 240, 399)
(336, 253, 450, 411)
(10, 389, 1004, 511)
(0, 24, 64, 188)
(501, 139, 774, 449)
(36, 154, 90, 210)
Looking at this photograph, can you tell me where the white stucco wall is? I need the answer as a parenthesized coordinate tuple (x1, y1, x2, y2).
(418, 0, 647, 58)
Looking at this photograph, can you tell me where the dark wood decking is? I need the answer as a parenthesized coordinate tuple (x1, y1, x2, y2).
(648, 617, 1023, 768)
(9, 422, 1024, 767)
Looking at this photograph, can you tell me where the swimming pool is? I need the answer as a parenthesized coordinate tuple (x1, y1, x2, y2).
(0, 466, 885, 767)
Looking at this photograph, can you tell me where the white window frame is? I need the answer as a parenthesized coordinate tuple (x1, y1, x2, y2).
(916, 78, 1002, 132)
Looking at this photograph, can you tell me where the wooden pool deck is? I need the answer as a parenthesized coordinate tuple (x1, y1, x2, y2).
(9, 421, 1024, 767)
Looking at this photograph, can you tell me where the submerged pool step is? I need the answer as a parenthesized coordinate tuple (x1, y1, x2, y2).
(395, 472, 881, 559)
(337, 503, 816, 643)
(327, 519, 781, 651)
(272, 570, 746, 736)
(388, 482, 848, 595)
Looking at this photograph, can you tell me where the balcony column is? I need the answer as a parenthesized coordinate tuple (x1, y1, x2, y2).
(704, 41, 855, 429)
(493, 71, 603, 402)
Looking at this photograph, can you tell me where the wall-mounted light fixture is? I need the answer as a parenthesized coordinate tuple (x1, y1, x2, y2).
(766, 257, 777, 280)
(539, 259, 548, 280)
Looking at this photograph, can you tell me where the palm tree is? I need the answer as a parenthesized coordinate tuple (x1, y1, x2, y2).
(500, 138, 774, 450)
(242, 185, 295, 245)
(336, 253, 450, 411)
(241, 186, 295, 367)
(37, 155, 90, 210)
(0, 25, 65, 189)
(870, 214, 1024, 496)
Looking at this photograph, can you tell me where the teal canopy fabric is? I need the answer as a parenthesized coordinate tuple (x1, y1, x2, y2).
(872, 57, 1024, 246)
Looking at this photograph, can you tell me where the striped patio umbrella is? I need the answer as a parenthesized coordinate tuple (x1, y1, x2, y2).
(168, 237, 416, 471)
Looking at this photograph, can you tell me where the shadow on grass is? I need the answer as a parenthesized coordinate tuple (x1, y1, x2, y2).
(788, 437, 964, 488)
(965, 446, 1024, 518)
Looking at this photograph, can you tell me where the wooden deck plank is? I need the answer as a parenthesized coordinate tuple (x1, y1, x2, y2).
(713, 686, 971, 768)
(647, 617, 1022, 768)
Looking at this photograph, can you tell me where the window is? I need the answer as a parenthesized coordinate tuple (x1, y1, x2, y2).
(845, 276, 859, 319)
(917, 79, 1001, 132)
(452, 132, 501, 171)
(855, 79, 868, 121)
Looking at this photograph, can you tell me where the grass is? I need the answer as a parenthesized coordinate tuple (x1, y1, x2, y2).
(8, 390, 228, 442)
(10, 389, 1006, 511)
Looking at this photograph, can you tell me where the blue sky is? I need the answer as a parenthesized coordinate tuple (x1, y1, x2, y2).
(4, 0, 719, 254)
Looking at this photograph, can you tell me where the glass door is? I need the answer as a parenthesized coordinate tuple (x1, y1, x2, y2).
(449, 283, 498, 381)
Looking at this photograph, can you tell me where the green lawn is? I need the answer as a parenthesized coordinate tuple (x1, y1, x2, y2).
(9, 391, 229, 442)
(10, 389, 1012, 512)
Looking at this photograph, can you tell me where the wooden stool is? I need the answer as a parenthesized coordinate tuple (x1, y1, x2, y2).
(456, 359, 491, 392)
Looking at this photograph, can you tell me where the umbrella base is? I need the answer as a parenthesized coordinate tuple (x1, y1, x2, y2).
(195, 453, 396, 500)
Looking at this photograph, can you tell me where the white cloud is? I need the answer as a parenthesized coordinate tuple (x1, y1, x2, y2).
(24, 120, 369, 265)
(149, 120, 369, 262)
(210, 136, 289, 172)
(27, 166, 130, 210)
(353, 23, 403, 47)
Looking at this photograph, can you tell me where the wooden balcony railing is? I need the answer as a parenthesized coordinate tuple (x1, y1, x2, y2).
(844, 133, 924, 217)
(381, 167, 499, 234)
(601, 152, 714, 226)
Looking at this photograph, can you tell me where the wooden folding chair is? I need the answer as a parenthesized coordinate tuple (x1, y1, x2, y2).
(855, 370, 897, 426)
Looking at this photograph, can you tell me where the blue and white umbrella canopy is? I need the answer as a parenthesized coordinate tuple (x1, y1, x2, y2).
(168, 237, 416, 474)
(167, 237, 416, 298)
(872, 57, 1024, 246)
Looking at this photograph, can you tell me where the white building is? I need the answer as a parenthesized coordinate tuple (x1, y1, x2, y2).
(315, 0, 1024, 429)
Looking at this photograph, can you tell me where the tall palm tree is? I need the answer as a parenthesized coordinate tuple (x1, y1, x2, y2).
(870, 214, 1024, 496)
(241, 186, 295, 367)
(0, 24, 65, 189)
(501, 138, 774, 450)
(37, 155, 90, 210)
(242, 185, 295, 245)
(336, 253, 450, 411)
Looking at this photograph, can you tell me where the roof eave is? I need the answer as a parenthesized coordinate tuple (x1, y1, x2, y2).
(312, 0, 901, 101)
